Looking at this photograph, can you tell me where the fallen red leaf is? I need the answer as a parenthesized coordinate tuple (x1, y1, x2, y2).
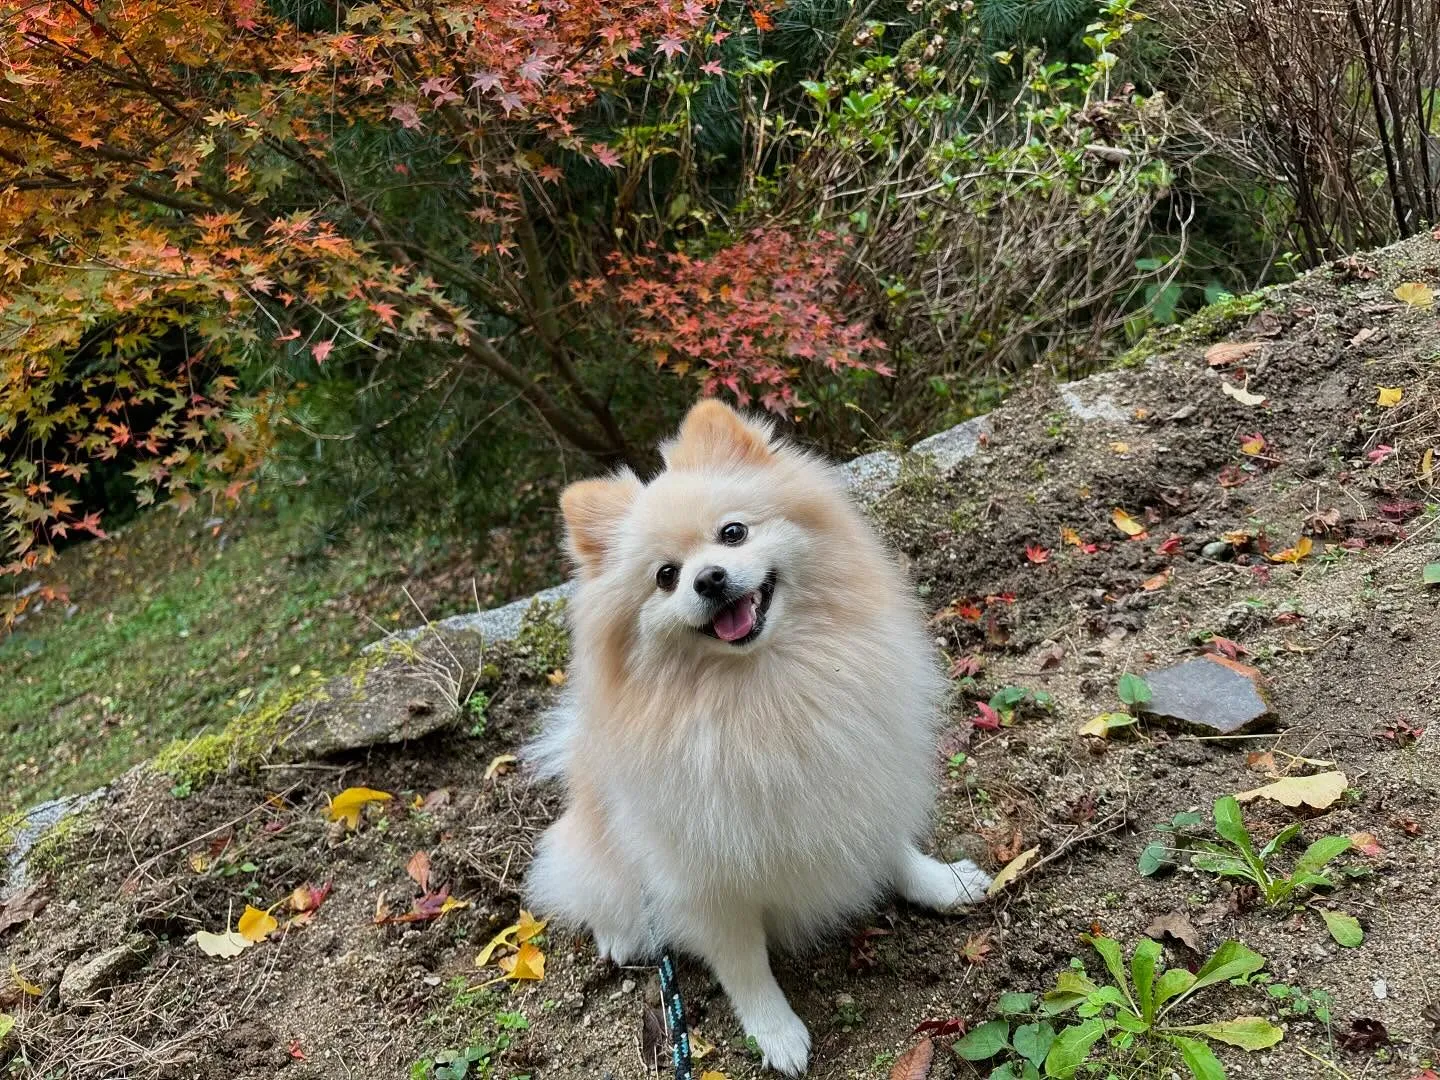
(1157, 534, 1183, 556)
(912, 1017, 967, 1038)
(288, 1040, 306, 1061)
(973, 703, 1002, 731)
(949, 654, 983, 680)
(1025, 543, 1050, 565)
(1348, 832, 1382, 857)
(1205, 636, 1248, 660)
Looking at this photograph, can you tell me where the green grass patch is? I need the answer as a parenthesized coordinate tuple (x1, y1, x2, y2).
(0, 510, 481, 813)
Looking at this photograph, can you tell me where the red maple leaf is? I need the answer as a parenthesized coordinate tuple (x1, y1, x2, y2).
(973, 703, 1002, 731)
(1025, 543, 1051, 564)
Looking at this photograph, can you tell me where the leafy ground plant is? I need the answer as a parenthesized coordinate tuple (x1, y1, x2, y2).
(1037, 935, 1282, 1079)
(1186, 797, 1361, 945)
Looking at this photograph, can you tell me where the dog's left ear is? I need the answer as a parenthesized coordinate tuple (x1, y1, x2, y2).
(560, 470, 641, 573)
(662, 399, 775, 471)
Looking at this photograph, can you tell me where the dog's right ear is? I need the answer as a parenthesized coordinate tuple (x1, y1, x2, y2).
(560, 470, 641, 573)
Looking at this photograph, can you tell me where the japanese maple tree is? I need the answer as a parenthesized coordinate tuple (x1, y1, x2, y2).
(0, 0, 890, 618)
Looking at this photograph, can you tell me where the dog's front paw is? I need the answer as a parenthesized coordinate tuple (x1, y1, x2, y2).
(749, 1006, 811, 1076)
(933, 858, 991, 910)
(900, 852, 992, 912)
(594, 930, 650, 966)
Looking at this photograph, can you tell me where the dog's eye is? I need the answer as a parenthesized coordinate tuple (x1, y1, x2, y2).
(655, 564, 679, 591)
(719, 522, 748, 545)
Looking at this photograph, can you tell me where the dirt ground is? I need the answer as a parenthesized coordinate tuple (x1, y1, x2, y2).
(2, 234, 1439, 1080)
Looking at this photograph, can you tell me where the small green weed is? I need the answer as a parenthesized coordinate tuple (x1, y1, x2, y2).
(987, 685, 1055, 725)
(954, 936, 1282, 1077)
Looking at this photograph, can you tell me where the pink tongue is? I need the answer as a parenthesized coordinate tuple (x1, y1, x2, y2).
(712, 596, 755, 642)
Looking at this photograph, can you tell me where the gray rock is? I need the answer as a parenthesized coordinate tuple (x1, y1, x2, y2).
(282, 652, 466, 757)
(60, 935, 153, 1005)
(836, 449, 901, 504)
(1140, 657, 1271, 734)
(1060, 373, 1131, 423)
(4, 788, 105, 899)
(389, 581, 576, 647)
(911, 414, 993, 472)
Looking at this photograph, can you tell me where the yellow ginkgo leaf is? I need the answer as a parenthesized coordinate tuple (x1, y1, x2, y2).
(515, 909, 548, 943)
(475, 925, 520, 968)
(237, 904, 278, 943)
(1376, 386, 1403, 408)
(1111, 508, 1145, 537)
(986, 846, 1040, 897)
(701, 1072, 728, 1080)
(193, 929, 252, 959)
(325, 786, 393, 830)
(1394, 281, 1435, 307)
(1421, 447, 1434, 481)
(483, 754, 518, 781)
(10, 963, 43, 997)
(498, 941, 546, 981)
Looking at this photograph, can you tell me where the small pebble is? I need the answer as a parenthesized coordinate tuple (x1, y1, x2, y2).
(1373, 979, 1387, 1000)
(621, 979, 636, 994)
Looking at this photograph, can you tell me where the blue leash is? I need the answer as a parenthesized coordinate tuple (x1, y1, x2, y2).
(657, 948, 695, 1080)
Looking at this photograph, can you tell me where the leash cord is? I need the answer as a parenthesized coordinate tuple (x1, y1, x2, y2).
(657, 948, 695, 1080)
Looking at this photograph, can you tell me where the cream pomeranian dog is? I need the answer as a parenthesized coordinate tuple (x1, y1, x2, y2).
(526, 400, 990, 1075)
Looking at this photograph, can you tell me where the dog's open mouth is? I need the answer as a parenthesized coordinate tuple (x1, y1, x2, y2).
(701, 571, 776, 645)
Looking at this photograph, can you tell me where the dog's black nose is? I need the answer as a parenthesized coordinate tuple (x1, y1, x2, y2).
(693, 565, 728, 599)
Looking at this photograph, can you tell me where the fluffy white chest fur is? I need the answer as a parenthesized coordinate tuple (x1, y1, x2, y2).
(526, 401, 989, 1076)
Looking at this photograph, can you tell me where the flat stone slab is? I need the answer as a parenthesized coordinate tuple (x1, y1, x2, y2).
(911, 414, 993, 472)
(283, 646, 477, 758)
(397, 581, 575, 646)
(1140, 655, 1271, 734)
(60, 934, 153, 1006)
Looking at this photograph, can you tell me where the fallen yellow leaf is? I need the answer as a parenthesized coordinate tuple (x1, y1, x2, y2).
(986, 846, 1040, 897)
(1421, 447, 1435, 481)
(515, 909, 548, 944)
(701, 1073, 728, 1080)
(1079, 713, 1138, 739)
(1239, 434, 1265, 455)
(193, 929, 252, 959)
(237, 904, 278, 943)
(10, 963, 42, 997)
(1394, 281, 1435, 307)
(497, 941, 546, 981)
(1237, 770, 1347, 809)
(1111, 508, 1145, 537)
(690, 1032, 716, 1060)
(326, 786, 393, 830)
(484, 754, 518, 781)
(1267, 536, 1313, 564)
(1110, 441, 1131, 454)
(1376, 386, 1403, 408)
(546, 669, 567, 686)
(1060, 526, 1082, 547)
